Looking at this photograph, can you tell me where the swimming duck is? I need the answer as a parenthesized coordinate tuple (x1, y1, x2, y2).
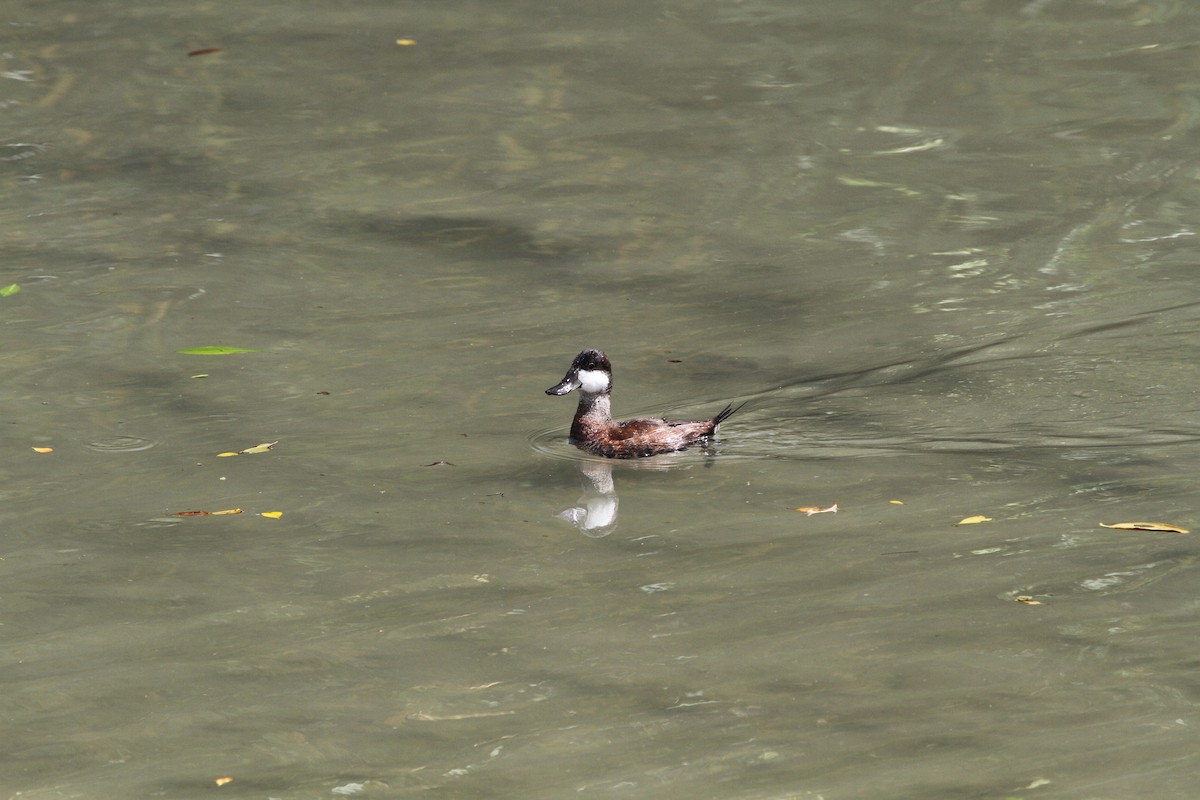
(545, 348, 742, 458)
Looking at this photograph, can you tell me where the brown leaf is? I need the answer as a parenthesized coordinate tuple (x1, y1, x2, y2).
(792, 503, 838, 516)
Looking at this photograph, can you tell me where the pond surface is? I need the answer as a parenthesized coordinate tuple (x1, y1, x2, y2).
(4, 1, 1200, 798)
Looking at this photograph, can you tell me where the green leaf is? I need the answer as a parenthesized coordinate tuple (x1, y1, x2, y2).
(176, 346, 260, 355)
(0, 284, 20, 297)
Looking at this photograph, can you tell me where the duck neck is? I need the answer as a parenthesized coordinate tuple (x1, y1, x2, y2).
(571, 392, 613, 440)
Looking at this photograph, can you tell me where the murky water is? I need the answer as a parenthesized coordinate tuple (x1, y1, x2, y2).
(4, 0, 1200, 797)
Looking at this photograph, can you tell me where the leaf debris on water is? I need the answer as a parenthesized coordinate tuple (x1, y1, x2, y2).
(219, 441, 279, 457)
(792, 503, 840, 515)
(791, 503, 838, 515)
(1099, 521, 1188, 533)
(176, 346, 259, 355)
(957, 515, 992, 525)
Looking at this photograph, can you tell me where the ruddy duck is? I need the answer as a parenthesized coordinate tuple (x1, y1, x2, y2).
(545, 348, 743, 458)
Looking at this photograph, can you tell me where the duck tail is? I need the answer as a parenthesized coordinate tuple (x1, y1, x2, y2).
(713, 401, 747, 428)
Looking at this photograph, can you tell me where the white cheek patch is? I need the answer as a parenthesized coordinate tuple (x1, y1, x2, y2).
(576, 369, 610, 393)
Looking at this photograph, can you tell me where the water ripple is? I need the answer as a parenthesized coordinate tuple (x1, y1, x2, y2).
(86, 435, 158, 453)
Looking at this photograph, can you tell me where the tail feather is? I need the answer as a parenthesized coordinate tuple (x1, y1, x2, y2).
(713, 401, 747, 428)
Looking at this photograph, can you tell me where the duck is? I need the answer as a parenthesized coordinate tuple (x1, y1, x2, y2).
(545, 348, 743, 458)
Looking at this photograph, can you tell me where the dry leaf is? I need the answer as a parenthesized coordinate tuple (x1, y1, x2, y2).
(889, 500, 905, 505)
(957, 515, 992, 525)
(1015, 596, 1042, 605)
(260, 511, 283, 519)
(1099, 521, 1188, 534)
(217, 441, 278, 457)
(395, 38, 417, 45)
(215, 776, 233, 786)
(211, 508, 242, 516)
(31, 446, 54, 454)
(792, 503, 838, 516)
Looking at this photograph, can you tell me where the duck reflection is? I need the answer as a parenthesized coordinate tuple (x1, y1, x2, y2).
(555, 454, 704, 537)
(556, 459, 619, 537)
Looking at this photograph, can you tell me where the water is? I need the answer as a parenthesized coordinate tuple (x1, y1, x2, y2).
(4, 0, 1200, 797)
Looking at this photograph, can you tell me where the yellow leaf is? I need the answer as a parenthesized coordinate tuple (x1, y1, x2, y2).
(1099, 521, 1189, 534)
(239, 441, 278, 454)
(215, 776, 233, 786)
(31, 446, 54, 454)
(211, 508, 242, 515)
(395, 38, 417, 45)
(957, 515, 992, 525)
(217, 451, 239, 457)
(260, 511, 283, 519)
(889, 499, 905, 505)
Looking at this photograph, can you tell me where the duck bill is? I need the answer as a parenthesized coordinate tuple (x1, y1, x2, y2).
(546, 371, 580, 396)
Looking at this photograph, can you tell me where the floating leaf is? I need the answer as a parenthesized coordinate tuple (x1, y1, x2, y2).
(792, 503, 838, 516)
(1015, 596, 1043, 605)
(173, 508, 241, 517)
(188, 47, 224, 57)
(0, 283, 20, 297)
(1099, 521, 1188, 534)
(260, 511, 283, 519)
(191, 374, 209, 379)
(217, 441, 278, 457)
(176, 346, 259, 355)
(215, 776, 233, 786)
(957, 515, 992, 525)
(31, 446, 53, 453)
(395, 38, 417, 46)
(889, 499, 905, 505)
